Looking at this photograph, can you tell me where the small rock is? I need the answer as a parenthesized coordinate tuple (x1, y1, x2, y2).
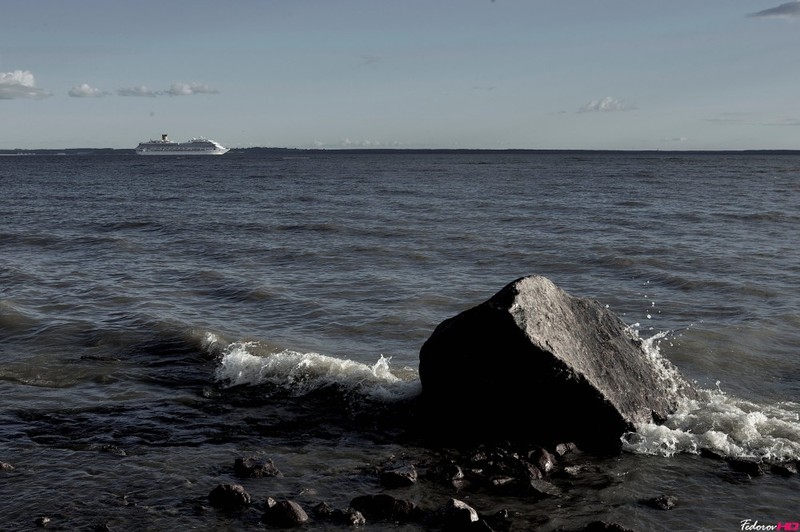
(529, 448, 557, 475)
(527, 478, 563, 499)
(312, 502, 365, 526)
(350, 493, 416, 522)
(555, 442, 578, 456)
(699, 448, 725, 460)
(441, 498, 479, 529)
(208, 483, 251, 511)
(490, 475, 516, 488)
(312, 501, 335, 518)
(644, 494, 677, 510)
(262, 498, 309, 527)
(333, 508, 366, 526)
(769, 461, 798, 476)
(234, 456, 282, 478)
(727, 458, 764, 476)
(380, 463, 418, 488)
(100, 444, 126, 457)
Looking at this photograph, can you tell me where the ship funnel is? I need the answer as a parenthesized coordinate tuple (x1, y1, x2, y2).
(161, 134, 168, 141)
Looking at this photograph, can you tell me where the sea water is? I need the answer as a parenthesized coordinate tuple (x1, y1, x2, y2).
(1, 150, 799, 530)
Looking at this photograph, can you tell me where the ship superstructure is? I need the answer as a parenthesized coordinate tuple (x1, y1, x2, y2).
(135, 134, 229, 155)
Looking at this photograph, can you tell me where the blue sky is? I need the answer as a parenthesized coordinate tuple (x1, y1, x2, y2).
(3, 0, 800, 150)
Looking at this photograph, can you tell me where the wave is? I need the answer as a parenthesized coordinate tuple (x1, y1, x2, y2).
(623, 392, 800, 462)
(210, 334, 421, 402)
(623, 334, 800, 462)
(209, 331, 800, 461)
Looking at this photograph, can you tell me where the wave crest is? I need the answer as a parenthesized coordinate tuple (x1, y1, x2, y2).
(213, 339, 421, 402)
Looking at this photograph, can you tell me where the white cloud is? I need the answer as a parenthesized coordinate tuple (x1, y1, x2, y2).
(117, 82, 218, 97)
(0, 70, 51, 100)
(578, 96, 636, 113)
(748, 1, 800, 18)
(117, 85, 158, 97)
(68, 83, 110, 98)
(165, 82, 219, 96)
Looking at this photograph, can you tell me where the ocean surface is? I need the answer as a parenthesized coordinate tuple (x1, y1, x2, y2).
(1, 150, 798, 530)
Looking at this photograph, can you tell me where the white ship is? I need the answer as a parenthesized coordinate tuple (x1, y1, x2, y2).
(135, 134, 229, 155)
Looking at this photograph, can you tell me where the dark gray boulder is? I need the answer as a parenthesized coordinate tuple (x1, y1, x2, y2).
(419, 275, 697, 451)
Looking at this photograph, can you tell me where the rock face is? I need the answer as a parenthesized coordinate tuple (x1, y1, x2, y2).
(418, 275, 696, 451)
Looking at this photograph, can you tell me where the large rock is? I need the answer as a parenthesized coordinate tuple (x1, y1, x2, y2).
(418, 275, 696, 451)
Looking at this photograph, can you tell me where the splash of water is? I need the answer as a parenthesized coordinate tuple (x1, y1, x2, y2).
(212, 339, 421, 402)
(622, 332, 800, 461)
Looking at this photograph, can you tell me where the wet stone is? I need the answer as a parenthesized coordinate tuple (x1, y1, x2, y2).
(380, 462, 418, 487)
(769, 460, 798, 476)
(234, 456, 282, 478)
(441, 498, 479, 529)
(727, 457, 764, 476)
(644, 494, 678, 510)
(312, 502, 366, 526)
(262, 498, 309, 528)
(208, 483, 251, 511)
(350, 493, 417, 522)
(527, 478, 563, 499)
(529, 447, 558, 475)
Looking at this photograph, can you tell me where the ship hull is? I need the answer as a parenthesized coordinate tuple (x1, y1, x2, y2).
(135, 148, 230, 156)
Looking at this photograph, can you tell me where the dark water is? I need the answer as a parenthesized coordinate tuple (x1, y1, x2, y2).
(2, 151, 799, 530)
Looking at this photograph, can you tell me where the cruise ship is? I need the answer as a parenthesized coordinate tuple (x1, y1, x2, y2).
(135, 134, 229, 155)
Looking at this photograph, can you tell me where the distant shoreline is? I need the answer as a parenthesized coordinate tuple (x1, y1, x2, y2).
(2, 147, 800, 156)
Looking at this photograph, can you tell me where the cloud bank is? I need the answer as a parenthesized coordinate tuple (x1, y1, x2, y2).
(578, 96, 636, 113)
(0, 70, 51, 100)
(117, 82, 219, 97)
(748, 1, 800, 18)
(69, 83, 110, 98)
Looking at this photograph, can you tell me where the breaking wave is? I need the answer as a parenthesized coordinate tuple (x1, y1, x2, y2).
(208, 333, 421, 402)
(207, 331, 800, 461)
(623, 333, 800, 461)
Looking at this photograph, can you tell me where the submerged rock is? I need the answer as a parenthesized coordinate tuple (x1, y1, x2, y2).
(234, 456, 282, 478)
(643, 494, 678, 510)
(312, 503, 366, 527)
(419, 275, 697, 451)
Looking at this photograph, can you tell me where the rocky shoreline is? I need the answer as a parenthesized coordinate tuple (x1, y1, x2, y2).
(197, 442, 797, 531)
(5, 441, 796, 531)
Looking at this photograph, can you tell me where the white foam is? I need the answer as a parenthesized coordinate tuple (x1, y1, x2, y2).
(213, 340, 421, 401)
(621, 329, 800, 461)
(623, 389, 800, 461)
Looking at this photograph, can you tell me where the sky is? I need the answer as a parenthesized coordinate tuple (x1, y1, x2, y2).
(3, 0, 800, 150)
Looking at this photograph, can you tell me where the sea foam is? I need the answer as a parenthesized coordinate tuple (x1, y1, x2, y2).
(623, 332, 800, 461)
(213, 339, 421, 402)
